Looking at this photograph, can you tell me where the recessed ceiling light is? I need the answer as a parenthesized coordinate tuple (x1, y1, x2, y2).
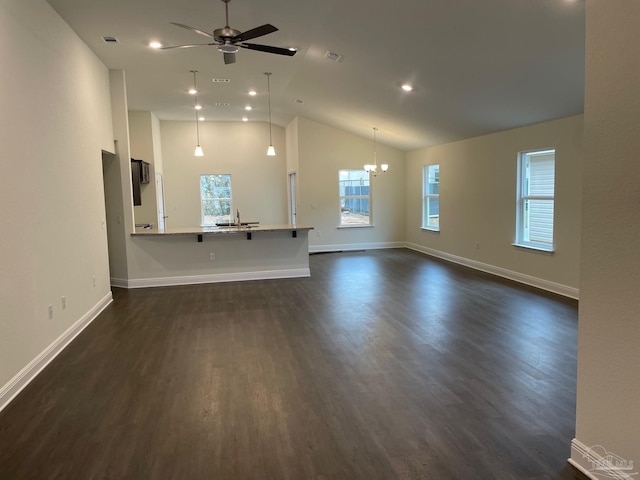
(245, 105, 252, 111)
(199, 116, 205, 121)
(188, 88, 197, 95)
(195, 104, 202, 110)
(242, 117, 249, 122)
(248, 90, 257, 96)
(401, 83, 413, 92)
(149, 41, 162, 49)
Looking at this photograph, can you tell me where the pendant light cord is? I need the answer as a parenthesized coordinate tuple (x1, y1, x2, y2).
(373, 127, 378, 168)
(192, 70, 201, 146)
(266, 72, 273, 145)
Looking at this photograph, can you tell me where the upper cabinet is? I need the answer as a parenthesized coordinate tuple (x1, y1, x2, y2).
(131, 158, 150, 206)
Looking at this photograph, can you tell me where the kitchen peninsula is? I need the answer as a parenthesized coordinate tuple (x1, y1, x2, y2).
(121, 224, 313, 289)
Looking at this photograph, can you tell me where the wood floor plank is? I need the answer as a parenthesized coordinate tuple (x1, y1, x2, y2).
(0, 249, 586, 479)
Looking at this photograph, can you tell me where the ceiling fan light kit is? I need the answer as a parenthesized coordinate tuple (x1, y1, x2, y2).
(161, 0, 296, 65)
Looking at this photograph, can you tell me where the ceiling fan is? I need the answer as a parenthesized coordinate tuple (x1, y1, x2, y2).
(160, 0, 296, 65)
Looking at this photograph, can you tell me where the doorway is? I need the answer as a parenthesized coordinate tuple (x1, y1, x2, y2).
(101, 150, 127, 283)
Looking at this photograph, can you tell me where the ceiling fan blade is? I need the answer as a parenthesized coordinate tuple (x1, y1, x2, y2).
(170, 22, 215, 39)
(240, 43, 296, 56)
(232, 24, 278, 42)
(223, 52, 236, 65)
(160, 43, 216, 50)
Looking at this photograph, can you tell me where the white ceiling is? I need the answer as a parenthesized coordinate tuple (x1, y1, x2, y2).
(46, 0, 585, 151)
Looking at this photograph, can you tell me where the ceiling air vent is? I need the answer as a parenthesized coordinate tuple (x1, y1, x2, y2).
(214, 102, 231, 107)
(101, 36, 120, 44)
(212, 78, 231, 83)
(324, 51, 344, 63)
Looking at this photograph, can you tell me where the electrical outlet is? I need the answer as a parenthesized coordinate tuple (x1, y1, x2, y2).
(316, 229, 322, 237)
(475, 241, 480, 250)
(48, 305, 53, 320)
(209, 252, 215, 261)
(61, 296, 66, 309)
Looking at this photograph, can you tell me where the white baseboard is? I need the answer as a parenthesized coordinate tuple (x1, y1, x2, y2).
(0, 291, 113, 413)
(110, 277, 129, 288)
(569, 438, 638, 480)
(405, 242, 579, 299)
(121, 268, 311, 289)
(309, 242, 404, 253)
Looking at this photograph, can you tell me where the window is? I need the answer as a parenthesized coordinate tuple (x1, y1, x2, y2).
(515, 149, 555, 251)
(339, 169, 371, 226)
(200, 174, 232, 226)
(422, 164, 440, 230)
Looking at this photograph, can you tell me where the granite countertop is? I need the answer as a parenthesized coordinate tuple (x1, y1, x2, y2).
(131, 224, 313, 237)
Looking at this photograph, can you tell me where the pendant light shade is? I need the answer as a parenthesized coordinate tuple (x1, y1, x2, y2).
(265, 72, 276, 156)
(191, 70, 204, 157)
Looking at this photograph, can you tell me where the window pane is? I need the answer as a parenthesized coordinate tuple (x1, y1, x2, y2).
(427, 197, 440, 229)
(427, 165, 439, 194)
(523, 199, 554, 246)
(524, 152, 555, 196)
(202, 199, 231, 225)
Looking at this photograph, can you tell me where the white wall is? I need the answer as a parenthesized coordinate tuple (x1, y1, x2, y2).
(406, 115, 583, 296)
(571, 1, 640, 475)
(160, 121, 288, 228)
(0, 0, 114, 394)
(295, 117, 406, 251)
(129, 111, 160, 225)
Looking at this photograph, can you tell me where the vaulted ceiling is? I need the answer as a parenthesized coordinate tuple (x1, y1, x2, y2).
(46, 0, 585, 151)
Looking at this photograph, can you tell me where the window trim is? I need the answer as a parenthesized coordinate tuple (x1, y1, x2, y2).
(200, 174, 233, 227)
(338, 169, 372, 227)
(514, 148, 555, 252)
(422, 164, 440, 231)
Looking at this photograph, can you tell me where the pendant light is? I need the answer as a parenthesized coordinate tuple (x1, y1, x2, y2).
(265, 72, 276, 156)
(364, 127, 388, 176)
(191, 70, 204, 157)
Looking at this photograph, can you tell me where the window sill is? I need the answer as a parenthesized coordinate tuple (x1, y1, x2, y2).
(337, 225, 374, 229)
(512, 243, 554, 254)
(421, 227, 440, 232)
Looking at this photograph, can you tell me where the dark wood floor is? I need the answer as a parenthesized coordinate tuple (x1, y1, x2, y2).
(0, 249, 586, 480)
